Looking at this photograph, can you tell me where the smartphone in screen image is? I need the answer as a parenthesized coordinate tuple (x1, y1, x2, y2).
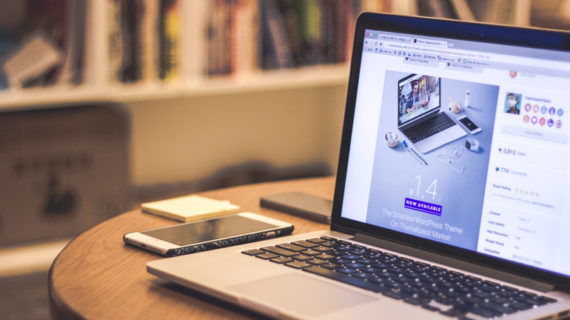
(458, 115, 482, 134)
(124, 212, 294, 256)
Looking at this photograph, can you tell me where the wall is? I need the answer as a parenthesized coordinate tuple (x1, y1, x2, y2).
(126, 84, 348, 186)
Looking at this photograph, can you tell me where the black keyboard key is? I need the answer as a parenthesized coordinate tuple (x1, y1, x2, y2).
(422, 305, 441, 312)
(261, 246, 297, 257)
(320, 241, 336, 247)
(352, 272, 373, 279)
(538, 295, 557, 304)
(292, 254, 312, 261)
(510, 301, 533, 311)
(403, 296, 430, 306)
(315, 253, 334, 260)
(337, 267, 358, 274)
(518, 290, 538, 299)
(480, 302, 516, 315)
(292, 240, 318, 248)
(466, 305, 502, 318)
(307, 238, 325, 244)
(519, 297, 544, 307)
(304, 266, 385, 293)
(362, 266, 380, 274)
(383, 287, 412, 300)
(256, 252, 278, 260)
(345, 262, 365, 269)
(341, 254, 362, 260)
(242, 249, 264, 256)
(440, 308, 467, 318)
(435, 296, 455, 306)
(276, 243, 306, 252)
(285, 260, 312, 269)
(313, 246, 333, 252)
(302, 249, 321, 256)
(335, 243, 352, 250)
(306, 258, 327, 265)
(335, 258, 352, 265)
(350, 249, 367, 256)
(271, 256, 293, 264)
(320, 262, 338, 270)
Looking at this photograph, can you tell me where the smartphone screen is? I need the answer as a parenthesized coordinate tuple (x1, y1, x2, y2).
(459, 116, 479, 131)
(141, 215, 277, 246)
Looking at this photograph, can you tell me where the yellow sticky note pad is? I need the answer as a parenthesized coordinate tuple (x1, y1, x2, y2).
(141, 195, 240, 222)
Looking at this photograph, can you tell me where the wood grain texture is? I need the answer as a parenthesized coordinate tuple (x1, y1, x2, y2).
(49, 177, 334, 319)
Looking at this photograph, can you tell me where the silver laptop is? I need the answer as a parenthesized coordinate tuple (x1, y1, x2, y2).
(148, 13, 570, 320)
(397, 74, 466, 153)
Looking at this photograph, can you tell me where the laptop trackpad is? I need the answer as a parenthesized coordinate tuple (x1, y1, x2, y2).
(228, 272, 376, 317)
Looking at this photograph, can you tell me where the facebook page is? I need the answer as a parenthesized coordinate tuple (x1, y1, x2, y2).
(341, 30, 570, 276)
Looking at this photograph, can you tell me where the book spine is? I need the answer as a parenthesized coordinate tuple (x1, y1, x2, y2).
(259, 0, 293, 70)
(233, 0, 257, 76)
(118, 0, 143, 83)
(141, 0, 159, 83)
(159, 0, 180, 82)
(108, 0, 122, 83)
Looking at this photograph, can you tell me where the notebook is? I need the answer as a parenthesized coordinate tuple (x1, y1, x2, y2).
(141, 195, 240, 222)
(147, 13, 570, 319)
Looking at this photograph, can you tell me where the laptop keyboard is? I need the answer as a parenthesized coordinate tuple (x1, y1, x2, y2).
(242, 236, 557, 319)
(403, 112, 456, 143)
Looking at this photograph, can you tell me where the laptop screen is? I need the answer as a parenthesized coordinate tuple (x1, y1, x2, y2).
(397, 74, 441, 126)
(341, 27, 570, 278)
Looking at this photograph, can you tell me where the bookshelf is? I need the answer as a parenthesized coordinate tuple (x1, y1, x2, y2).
(0, 65, 349, 110)
(0, 0, 541, 188)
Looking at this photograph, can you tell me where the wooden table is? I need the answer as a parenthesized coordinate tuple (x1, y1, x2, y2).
(49, 177, 334, 319)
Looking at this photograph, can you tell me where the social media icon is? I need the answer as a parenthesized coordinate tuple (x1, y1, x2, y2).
(558, 108, 564, 116)
(524, 103, 531, 112)
(531, 116, 538, 124)
(523, 115, 530, 123)
(533, 105, 539, 113)
(541, 106, 548, 114)
(547, 118, 554, 127)
(556, 120, 562, 128)
(539, 117, 546, 126)
(549, 107, 556, 115)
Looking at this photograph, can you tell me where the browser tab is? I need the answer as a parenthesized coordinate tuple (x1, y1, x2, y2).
(378, 34, 413, 44)
(413, 37, 448, 48)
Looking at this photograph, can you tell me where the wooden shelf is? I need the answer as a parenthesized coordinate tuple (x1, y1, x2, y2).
(0, 65, 349, 111)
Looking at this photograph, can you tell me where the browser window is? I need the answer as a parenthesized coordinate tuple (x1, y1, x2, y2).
(342, 29, 570, 277)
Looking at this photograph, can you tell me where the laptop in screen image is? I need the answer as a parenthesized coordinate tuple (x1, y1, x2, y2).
(148, 13, 570, 320)
(397, 73, 466, 153)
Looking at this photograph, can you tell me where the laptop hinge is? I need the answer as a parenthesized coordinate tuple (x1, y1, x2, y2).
(353, 233, 555, 293)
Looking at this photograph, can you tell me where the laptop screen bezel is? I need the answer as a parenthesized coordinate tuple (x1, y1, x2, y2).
(331, 12, 570, 290)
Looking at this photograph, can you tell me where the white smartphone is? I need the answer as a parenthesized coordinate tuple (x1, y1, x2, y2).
(457, 115, 482, 134)
(123, 212, 294, 256)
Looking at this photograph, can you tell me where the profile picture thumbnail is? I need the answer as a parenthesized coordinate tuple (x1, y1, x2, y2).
(504, 93, 522, 115)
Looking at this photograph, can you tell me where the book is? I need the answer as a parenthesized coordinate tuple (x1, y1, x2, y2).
(2, 31, 64, 88)
(141, 0, 159, 83)
(141, 194, 240, 222)
(158, 0, 181, 82)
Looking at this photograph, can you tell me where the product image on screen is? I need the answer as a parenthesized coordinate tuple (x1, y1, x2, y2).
(142, 215, 276, 246)
(366, 70, 500, 250)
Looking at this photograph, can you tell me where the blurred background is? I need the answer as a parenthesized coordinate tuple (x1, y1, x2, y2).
(0, 0, 568, 319)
